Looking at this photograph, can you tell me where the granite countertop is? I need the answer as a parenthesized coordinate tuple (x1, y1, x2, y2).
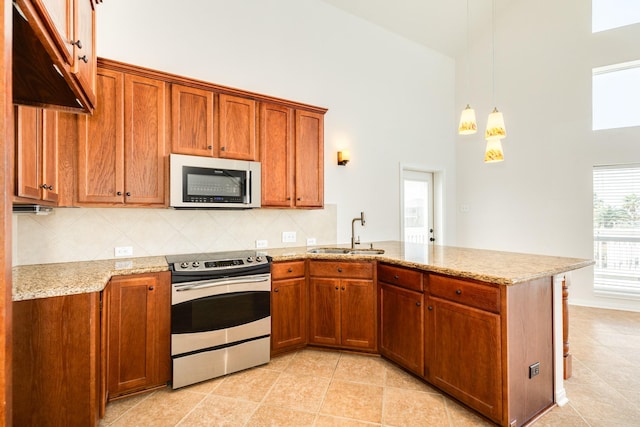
(12, 241, 594, 301)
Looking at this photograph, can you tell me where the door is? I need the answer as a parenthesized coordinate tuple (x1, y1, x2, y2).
(15, 106, 41, 200)
(41, 109, 59, 203)
(308, 278, 340, 346)
(218, 94, 257, 160)
(294, 110, 324, 207)
(340, 279, 376, 350)
(271, 277, 307, 352)
(401, 167, 434, 244)
(260, 102, 294, 207)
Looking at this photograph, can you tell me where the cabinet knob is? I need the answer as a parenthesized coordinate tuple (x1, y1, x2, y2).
(148, 286, 154, 291)
(208, 145, 213, 150)
(71, 39, 83, 49)
(297, 197, 301, 201)
(126, 192, 131, 197)
(287, 197, 291, 201)
(117, 191, 123, 196)
(48, 185, 54, 190)
(274, 288, 279, 292)
(430, 237, 435, 242)
(416, 302, 421, 307)
(393, 275, 399, 280)
(78, 55, 88, 63)
(337, 267, 342, 273)
(455, 289, 462, 295)
(287, 268, 293, 273)
(220, 146, 226, 151)
(335, 286, 339, 290)
(428, 306, 433, 311)
(40, 183, 48, 189)
(341, 286, 345, 291)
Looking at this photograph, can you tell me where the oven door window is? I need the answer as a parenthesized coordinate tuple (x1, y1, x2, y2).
(182, 166, 247, 203)
(172, 291, 270, 334)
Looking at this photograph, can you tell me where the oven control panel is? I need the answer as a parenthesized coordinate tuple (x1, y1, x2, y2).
(167, 251, 269, 273)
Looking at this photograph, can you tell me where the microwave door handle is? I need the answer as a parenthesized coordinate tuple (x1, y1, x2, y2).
(174, 275, 270, 292)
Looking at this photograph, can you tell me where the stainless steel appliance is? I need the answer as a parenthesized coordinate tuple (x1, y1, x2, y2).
(167, 250, 271, 389)
(169, 153, 261, 209)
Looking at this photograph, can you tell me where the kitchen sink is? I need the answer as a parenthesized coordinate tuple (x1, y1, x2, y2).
(307, 247, 385, 255)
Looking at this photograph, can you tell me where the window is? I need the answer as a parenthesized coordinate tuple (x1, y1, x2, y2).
(592, 61, 640, 131)
(593, 165, 640, 299)
(400, 168, 434, 244)
(592, 0, 640, 32)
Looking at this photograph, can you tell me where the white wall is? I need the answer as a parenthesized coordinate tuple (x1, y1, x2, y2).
(456, 0, 640, 311)
(96, 0, 457, 247)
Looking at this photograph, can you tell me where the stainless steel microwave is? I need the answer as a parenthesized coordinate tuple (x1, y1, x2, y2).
(169, 154, 261, 209)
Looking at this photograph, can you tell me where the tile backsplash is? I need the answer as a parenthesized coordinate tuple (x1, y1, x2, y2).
(13, 205, 337, 265)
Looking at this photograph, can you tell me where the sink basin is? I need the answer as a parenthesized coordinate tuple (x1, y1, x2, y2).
(307, 247, 385, 255)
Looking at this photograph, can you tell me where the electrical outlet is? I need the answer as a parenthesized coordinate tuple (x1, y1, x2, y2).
(460, 203, 470, 213)
(306, 237, 317, 246)
(282, 231, 297, 243)
(114, 246, 133, 257)
(255, 239, 268, 249)
(529, 362, 540, 379)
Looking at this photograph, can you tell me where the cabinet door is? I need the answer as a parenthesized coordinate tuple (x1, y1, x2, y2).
(14, 106, 42, 200)
(219, 94, 257, 160)
(380, 283, 424, 375)
(41, 109, 60, 203)
(309, 278, 341, 346)
(259, 103, 294, 207)
(108, 272, 170, 398)
(123, 74, 167, 204)
(171, 84, 215, 156)
(72, 0, 96, 105)
(78, 68, 125, 203)
(340, 279, 376, 350)
(271, 277, 307, 353)
(294, 110, 323, 207)
(38, 0, 74, 64)
(427, 296, 502, 423)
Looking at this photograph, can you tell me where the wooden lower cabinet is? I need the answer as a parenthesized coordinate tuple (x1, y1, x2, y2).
(308, 261, 376, 351)
(13, 291, 104, 426)
(271, 261, 307, 354)
(107, 272, 171, 398)
(427, 295, 503, 423)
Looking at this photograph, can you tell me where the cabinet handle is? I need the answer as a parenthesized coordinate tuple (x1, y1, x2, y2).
(71, 39, 83, 49)
(220, 146, 226, 151)
(207, 145, 213, 150)
(335, 286, 339, 290)
(148, 286, 154, 291)
(428, 306, 433, 311)
(393, 275, 399, 280)
(117, 191, 123, 196)
(274, 288, 279, 292)
(287, 197, 291, 201)
(341, 286, 345, 291)
(287, 268, 293, 273)
(337, 267, 342, 273)
(455, 289, 462, 295)
(40, 183, 48, 189)
(78, 55, 88, 63)
(126, 192, 131, 197)
(416, 302, 421, 307)
(297, 197, 301, 201)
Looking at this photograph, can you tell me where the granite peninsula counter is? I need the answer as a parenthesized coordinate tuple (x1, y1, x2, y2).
(12, 241, 592, 301)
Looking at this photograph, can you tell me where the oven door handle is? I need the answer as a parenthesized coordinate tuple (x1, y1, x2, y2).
(174, 274, 270, 292)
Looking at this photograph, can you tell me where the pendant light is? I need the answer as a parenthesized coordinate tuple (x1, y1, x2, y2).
(484, 0, 506, 163)
(458, 0, 477, 135)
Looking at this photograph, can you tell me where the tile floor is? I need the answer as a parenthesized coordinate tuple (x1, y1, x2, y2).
(100, 305, 640, 426)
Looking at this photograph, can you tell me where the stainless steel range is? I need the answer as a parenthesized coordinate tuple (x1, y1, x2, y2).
(166, 250, 272, 389)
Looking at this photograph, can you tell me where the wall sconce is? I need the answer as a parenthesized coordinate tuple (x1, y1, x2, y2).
(337, 150, 350, 166)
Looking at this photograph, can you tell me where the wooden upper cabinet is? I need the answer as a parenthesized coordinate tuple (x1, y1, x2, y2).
(78, 68, 124, 204)
(72, 0, 97, 105)
(123, 74, 167, 205)
(39, 0, 74, 64)
(78, 67, 167, 206)
(259, 103, 294, 207)
(295, 110, 324, 207)
(218, 94, 257, 160)
(14, 106, 60, 204)
(171, 84, 215, 156)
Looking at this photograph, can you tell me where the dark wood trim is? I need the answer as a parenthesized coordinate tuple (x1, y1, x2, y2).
(97, 57, 328, 115)
(0, 0, 13, 424)
(562, 277, 572, 379)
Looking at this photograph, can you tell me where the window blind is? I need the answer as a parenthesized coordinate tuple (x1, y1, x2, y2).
(593, 164, 640, 299)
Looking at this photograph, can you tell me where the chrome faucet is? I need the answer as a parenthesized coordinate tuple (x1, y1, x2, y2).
(351, 211, 366, 248)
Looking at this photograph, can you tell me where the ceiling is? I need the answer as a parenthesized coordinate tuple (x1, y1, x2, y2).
(320, 0, 500, 58)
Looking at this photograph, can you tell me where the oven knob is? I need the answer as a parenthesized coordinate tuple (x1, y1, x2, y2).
(247, 256, 255, 263)
(192, 261, 200, 268)
(180, 262, 189, 269)
(256, 256, 264, 262)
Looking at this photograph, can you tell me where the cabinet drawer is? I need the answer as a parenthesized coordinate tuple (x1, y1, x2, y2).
(309, 261, 373, 278)
(272, 261, 306, 279)
(429, 275, 500, 313)
(378, 263, 423, 292)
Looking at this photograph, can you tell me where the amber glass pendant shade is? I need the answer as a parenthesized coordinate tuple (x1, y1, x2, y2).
(484, 138, 504, 163)
(458, 105, 478, 135)
(485, 107, 506, 139)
